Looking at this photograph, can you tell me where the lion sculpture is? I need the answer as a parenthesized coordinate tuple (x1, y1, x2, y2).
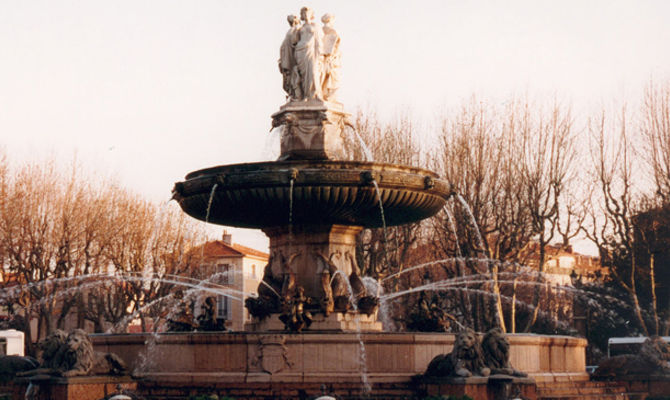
(59, 329, 127, 377)
(593, 336, 670, 378)
(17, 329, 68, 376)
(19, 329, 127, 377)
(481, 327, 527, 377)
(424, 329, 490, 378)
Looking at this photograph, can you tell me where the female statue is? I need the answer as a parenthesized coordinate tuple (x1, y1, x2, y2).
(294, 7, 323, 101)
(279, 15, 301, 99)
(320, 13, 340, 101)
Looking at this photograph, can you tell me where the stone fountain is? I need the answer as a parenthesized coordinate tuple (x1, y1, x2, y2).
(172, 6, 451, 333)
(88, 7, 589, 399)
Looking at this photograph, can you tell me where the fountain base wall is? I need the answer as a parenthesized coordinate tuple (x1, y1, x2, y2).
(246, 312, 382, 332)
(90, 332, 587, 399)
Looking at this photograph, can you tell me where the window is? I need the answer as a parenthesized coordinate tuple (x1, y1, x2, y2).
(216, 263, 233, 284)
(217, 296, 232, 320)
(251, 264, 256, 279)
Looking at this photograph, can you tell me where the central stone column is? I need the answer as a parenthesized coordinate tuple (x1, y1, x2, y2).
(263, 224, 361, 299)
(244, 224, 382, 332)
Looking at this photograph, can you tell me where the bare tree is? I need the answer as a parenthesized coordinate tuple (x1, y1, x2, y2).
(431, 96, 579, 333)
(0, 155, 207, 341)
(584, 105, 652, 335)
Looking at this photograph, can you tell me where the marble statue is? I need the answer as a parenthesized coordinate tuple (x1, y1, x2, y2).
(320, 13, 341, 101)
(295, 7, 323, 101)
(279, 7, 342, 102)
(279, 14, 301, 100)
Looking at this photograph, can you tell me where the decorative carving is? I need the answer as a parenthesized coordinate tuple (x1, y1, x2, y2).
(196, 296, 226, 331)
(481, 328, 527, 377)
(593, 336, 670, 378)
(258, 253, 282, 302)
(258, 335, 292, 374)
(347, 252, 379, 315)
(247, 251, 301, 320)
(279, 286, 313, 332)
(424, 329, 490, 378)
(279, 250, 301, 301)
(166, 289, 196, 332)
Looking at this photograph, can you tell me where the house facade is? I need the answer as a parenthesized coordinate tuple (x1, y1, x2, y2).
(195, 231, 268, 331)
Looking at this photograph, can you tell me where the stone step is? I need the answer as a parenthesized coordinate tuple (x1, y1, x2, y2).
(540, 396, 628, 400)
(537, 380, 640, 400)
(538, 385, 629, 393)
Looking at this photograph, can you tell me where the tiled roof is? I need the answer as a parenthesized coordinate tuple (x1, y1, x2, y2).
(198, 240, 269, 260)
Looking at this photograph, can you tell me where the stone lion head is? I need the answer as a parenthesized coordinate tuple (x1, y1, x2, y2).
(454, 329, 479, 360)
(38, 329, 67, 367)
(62, 329, 94, 374)
(481, 327, 510, 369)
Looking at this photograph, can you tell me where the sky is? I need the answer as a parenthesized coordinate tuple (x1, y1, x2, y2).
(1, 0, 669, 252)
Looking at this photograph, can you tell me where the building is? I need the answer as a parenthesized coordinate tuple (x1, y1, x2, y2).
(520, 242, 603, 285)
(194, 231, 268, 331)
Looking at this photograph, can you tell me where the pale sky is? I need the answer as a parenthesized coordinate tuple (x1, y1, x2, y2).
(1, 1, 669, 251)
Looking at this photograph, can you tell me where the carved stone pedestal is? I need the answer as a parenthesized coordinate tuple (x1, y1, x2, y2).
(12, 376, 137, 400)
(272, 100, 350, 161)
(262, 224, 363, 300)
(415, 375, 537, 400)
(250, 224, 382, 332)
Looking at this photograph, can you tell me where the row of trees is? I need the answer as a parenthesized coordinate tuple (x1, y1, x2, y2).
(0, 156, 207, 353)
(354, 80, 670, 342)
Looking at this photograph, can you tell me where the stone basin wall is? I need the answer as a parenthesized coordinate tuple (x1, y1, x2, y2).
(91, 332, 587, 387)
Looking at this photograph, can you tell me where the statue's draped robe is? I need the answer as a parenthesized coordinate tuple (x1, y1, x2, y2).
(295, 21, 323, 100)
(279, 26, 299, 98)
(321, 25, 340, 101)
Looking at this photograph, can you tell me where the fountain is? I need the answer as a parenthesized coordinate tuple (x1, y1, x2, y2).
(9, 7, 591, 400)
(171, 7, 451, 333)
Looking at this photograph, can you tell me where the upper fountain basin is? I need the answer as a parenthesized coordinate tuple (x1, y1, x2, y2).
(173, 160, 453, 229)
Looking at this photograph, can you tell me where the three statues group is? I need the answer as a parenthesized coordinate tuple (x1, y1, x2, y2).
(279, 7, 340, 102)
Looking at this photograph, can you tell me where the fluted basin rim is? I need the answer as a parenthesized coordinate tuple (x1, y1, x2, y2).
(174, 160, 453, 229)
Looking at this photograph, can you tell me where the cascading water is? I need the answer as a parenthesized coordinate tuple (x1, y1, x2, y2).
(444, 202, 462, 258)
(205, 183, 218, 224)
(455, 193, 486, 255)
(344, 124, 374, 162)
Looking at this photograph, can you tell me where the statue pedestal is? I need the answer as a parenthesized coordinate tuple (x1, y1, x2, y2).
(12, 375, 137, 400)
(414, 375, 537, 400)
(272, 100, 350, 161)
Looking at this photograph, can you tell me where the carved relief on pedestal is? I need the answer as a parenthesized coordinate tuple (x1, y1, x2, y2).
(272, 104, 348, 161)
(256, 335, 292, 374)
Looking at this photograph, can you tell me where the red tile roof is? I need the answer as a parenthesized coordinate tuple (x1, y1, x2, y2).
(198, 240, 268, 260)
